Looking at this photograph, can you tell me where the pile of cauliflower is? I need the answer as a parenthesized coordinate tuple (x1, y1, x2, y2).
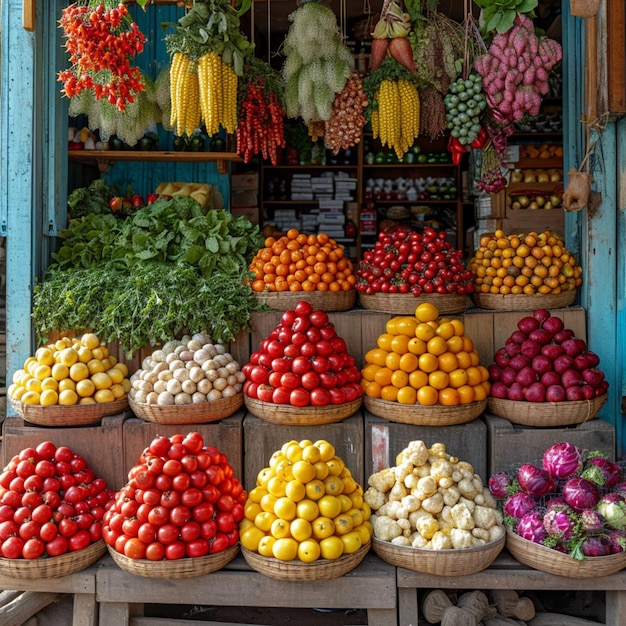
(365, 440, 505, 550)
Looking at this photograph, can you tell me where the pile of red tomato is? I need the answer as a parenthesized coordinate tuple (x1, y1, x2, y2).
(0, 442, 114, 559)
(103, 432, 246, 561)
(355, 227, 475, 296)
(242, 300, 363, 407)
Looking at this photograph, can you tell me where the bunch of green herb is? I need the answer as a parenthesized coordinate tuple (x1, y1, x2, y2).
(473, 0, 538, 34)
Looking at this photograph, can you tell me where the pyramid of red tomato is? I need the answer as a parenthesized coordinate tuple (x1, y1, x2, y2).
(243, 300, 363, 407)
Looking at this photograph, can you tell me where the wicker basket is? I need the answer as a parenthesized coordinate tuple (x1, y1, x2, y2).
(358, 292, 468, 315)
(487, 393, 607, 427)
(241, 543, 370, 581)
(372, 534, 505, 576)
(254, 290, 356, 312)
(107, 543, 239, 579)
(0, 540, 106, 580)
(244, 396, 362, 425)
(473, 289, 576, 311)
(506, 530, 626, 578)
(363, 396, 486, 426)
(129, 393, 243, 425)
(9, 397, 129, 427)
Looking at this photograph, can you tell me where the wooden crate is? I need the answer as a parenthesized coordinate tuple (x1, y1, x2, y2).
(243, 410, 365, 491)
(485, 413, 616, 476)
(463, 306, 586, 368)
(96, 551, 397, 626)
(122, 410, 245, 485)
(364, 411, 488, 481)
(1, 412, 129, 492)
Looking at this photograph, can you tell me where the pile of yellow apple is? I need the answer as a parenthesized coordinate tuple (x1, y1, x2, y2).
(361, 303, 490, 406)
(8, 333, 130, 407)
(240, 439, 372, 562)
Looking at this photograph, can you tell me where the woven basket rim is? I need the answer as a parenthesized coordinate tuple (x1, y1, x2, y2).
(244, 395, 362, 425)
(358, 292, 468, 315)
(505, 529, 626, 578)
(363, 396, 486, 426)
(487, 393, 607, 426)
(129, 393, 243, 425)
(10, 397, 128, 426)
(107, 543, 239, 578)
(254, 289, 356, 312)
(241, 542, 370, 581)
(0, 539, 106, 580)
(472, 289, 576, 311)
(372, 534, 505, 576)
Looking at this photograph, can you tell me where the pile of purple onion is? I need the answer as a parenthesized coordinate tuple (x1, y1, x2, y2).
(490, 441, 626, 559)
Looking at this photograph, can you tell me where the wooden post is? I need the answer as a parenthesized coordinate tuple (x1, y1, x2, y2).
(22, 0, 34, 31)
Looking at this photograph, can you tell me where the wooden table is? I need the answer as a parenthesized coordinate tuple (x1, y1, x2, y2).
(397, 551, 626, 626)
(96, 552, 398, 626)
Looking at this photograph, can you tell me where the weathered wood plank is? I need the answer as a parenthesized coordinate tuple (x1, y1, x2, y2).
(0, 591, 61, 626)
(130, 618, 265, 626)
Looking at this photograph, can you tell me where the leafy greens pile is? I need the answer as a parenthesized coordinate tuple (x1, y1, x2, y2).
(33, 195, 265, 355)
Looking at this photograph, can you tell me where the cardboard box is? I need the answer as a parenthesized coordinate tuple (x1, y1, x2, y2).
(122, 411, 245, 484)
(243, 411, 365, 490)
(364, 411, 488, 480)
(2, 412, 130, 491)
(485, 413, 616, 476)
(503, 208, 565, 236)
(231, 172, 259, 191)
(230, 206, 259, 224)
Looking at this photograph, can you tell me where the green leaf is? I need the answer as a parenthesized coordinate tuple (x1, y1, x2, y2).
(206, 236, 220, 253)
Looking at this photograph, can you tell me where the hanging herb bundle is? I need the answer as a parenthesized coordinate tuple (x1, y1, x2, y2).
(235, 56, 286, 165)
(165, 0, 254, 137)
(281, 0, 354, 124)
(58, 2, 147, 112)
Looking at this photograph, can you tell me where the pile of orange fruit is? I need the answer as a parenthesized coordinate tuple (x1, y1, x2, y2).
(361, 303, 490, 406)
(240, 439, 371, 562)
(248, 228, 356, 293)
(468, 229, 583, 296)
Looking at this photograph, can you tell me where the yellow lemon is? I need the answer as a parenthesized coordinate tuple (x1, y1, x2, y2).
(59, 347, 79, 367)
(51, 363, 69, 381)
(257, 535, 276, 557)
(76, 379, 96, 398)
(109, 383, 126, 399)
(240, 526, 266, 552)
(35, 347, 55, 366)
(58, 378, 76, 392)
(87, 359, 106, 375)
(296, 499, 320, 522)
(91, 371, 113, 390)
(58, 389, 79, 406)
(290, 517, 312, 542)
(297, 538, 321, 563)
(94, 388, 115, 403)
(317, 495, 342, 519)
(69, 362, 89, 382)
(319, 535, 344, 560)
(40, 389, 59, 406)
(272, 537, 298, 561)
(415, 302, 439, 323)
(292, 460, 316, 484)
(81, 333, 100, 350)
(21, 390, 41, 405)
(285, 480, 306, 503)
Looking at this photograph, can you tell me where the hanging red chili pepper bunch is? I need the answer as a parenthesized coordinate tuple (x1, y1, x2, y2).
(57, 2, 146, 112)
(235, 58, 286, 166)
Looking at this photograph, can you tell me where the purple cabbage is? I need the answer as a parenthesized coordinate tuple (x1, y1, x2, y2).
(580, 508, 605, 534)
(503, 492, 537, 519)
(607, 529, 626, 554)
(545, 496, 568, 511)
(516, 511, 548, 544)
(489, 471, 512, 499)
(543, 507, 581, 541)
(562, 476, 601, 512)
(517, 463, 556, 497)
(580, 456, 622, 488)
(542, 442, 584, 479)
(596, 493, 626, 530)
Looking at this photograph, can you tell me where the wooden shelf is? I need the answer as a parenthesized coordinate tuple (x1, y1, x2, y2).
(68, 150, 241, 174)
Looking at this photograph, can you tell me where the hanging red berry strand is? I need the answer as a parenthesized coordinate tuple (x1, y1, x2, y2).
(57, 2, 146, 112)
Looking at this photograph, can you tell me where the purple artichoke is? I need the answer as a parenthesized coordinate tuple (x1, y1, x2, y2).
(489, 471, 512, 499)
(543, 507, 581, 541)
(503, 492, 537, 519)
(580, 508, 605, 534)
(597, 493, 626, 530)
(581, 534, 614, 557)
(581, 456, 622, 488)
(562, 476, 601, 512)
(517, 463, 556, 497)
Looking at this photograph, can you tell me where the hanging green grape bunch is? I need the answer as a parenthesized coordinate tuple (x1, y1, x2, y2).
(444, 73, 487, 147)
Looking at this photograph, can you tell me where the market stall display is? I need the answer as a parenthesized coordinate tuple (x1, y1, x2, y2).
(487, 309, 608, 425)
(239, 438, 371, 578)
(0, 441, 114, 579)
(103, 431, 245, 577)
(366, 440, 505, 575)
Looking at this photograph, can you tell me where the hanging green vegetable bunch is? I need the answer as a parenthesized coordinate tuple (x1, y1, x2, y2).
(281, 0, 354, 129)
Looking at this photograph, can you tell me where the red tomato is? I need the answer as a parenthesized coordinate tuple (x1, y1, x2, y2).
(58, 517, 78, 538)
(249, 365, 270, 384)
(137, 522, 158, 544)
(160, 490, 180, 509)
(122, 517, 141, 538)
(169, 505, 192, 527)
(186, 538, 210, 558)
(120, 499, 139, 519)
(330, 337, 347, 353)
(191, 502, 214, 523)
(124, 537, 147, 559)
(179, 521, 201, 543)
(147, 505, 169, 526)
(209, 532, 229, 554)
(281, 309, 297, 327)
(327, 353, 344, 372)
(88, 522, 102, 542)
(157, 523, 179, 545)
(328, 387, 347, 405)
(54, 446, 74, 464)
(319, 323, 337, 340)
(42, 475, 61, 492)
(301, 371, 320, 390)
(145, 541, 166, 561)
(171, 473, 191, 493)
(36, 441, 57, 462)
(216, 494, 234, 512)
(291, 331, 307, 346)
(22, 537, 45, 559)
(167, 443, 186, 461)
(280, 372, 301, 390)
(306, 326, 322, 343)
(310, 387, 331, 407)
(1, 490, 21, 509)
(311, 356, 330, 374)
(319, 371, 337, 389)
(290, 387, 310, 407)
(200, 519, 217, 540)
(309, 310, 329, 328)
(266, 340, 285, 358)
(343, 383, 363, 402)
(283, 343, 301, 358)
(1, 535, 24, 558)
(292, 316, 310, 333)
(45, 534, 68, 557)
(162, 459, 183, 477)
(205, 466, 225, 487)
(19, 520, 41, 542)
(142, 488, 161, 507)
(294, 301, 313, 317)
(16, 459, 36, 479)
(19, 447, 40, 462)
(165, 540, 186, 560)
(271, 357, 292, 373)
(291, 356, 312, 375)
(149, 436, 171, 458)
(256, 384, 275, 403)
(181, 488, 203, 509)
(39, 520, 58, 543)
(34, 459, 56, 479)
(243, 380, 258, 398)
(21, 490, 43, 510)
(272, 386, 291, 404)
(334, 370, 348, 387)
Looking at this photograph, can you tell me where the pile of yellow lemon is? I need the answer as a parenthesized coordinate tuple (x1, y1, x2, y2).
(240, 439, 371, 562)
(468, 229, 583, 295)
(8, 333, 131, 407)
(361, 303, 490, 406)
